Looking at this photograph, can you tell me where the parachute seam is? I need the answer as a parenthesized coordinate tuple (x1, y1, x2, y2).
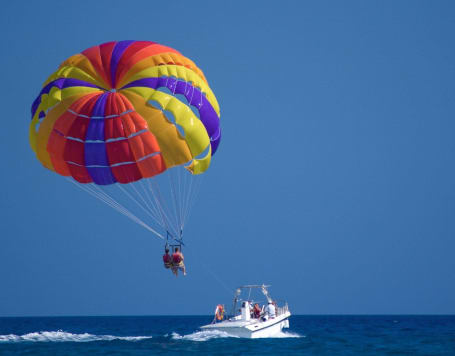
(64, 128, 148, 143)
(68, 108, 134, 119)
(66, 151, 161, 168)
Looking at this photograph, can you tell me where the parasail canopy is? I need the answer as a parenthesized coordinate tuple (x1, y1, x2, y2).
(30, 40, 221, 243)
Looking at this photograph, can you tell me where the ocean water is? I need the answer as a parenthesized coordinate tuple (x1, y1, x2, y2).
(0, 315, 454, 355)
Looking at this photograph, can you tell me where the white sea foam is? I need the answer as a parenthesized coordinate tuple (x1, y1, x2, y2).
(0, 330, 152, 343)
(170, 329, 302, 341)
(171, 330, 239, 342)
(261, 331, 303, 338)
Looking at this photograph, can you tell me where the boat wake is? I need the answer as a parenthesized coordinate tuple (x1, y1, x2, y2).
(262, 331, 303, 338)
(170, 330, 303, 341)
(0, 330, 153, 343)
(0, 330, 302, 343)
(171, 330, 239, 341)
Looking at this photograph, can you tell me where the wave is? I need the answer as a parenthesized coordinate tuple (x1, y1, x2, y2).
(263, 331, 303, 338)
(171, 330, 239, 342)
(0, 329, 302, 343)
(170, 329, 303, 341)
(0, 330, 153, 343)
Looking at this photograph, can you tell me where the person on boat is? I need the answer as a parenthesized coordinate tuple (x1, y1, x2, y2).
(264, 301, 276, 320)
(253, 303, 262, 319)
(214, 304, 224, 322)
(172, 247, 186, 276)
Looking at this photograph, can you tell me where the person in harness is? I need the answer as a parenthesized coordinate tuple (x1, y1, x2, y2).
(162, 248, 173, 271)
(172, 247, 186, 276)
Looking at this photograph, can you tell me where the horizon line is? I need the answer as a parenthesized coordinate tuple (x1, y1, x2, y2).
(1, 313, 454, 318)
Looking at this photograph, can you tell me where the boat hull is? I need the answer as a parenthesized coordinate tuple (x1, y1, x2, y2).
(201, 311, 291, 338)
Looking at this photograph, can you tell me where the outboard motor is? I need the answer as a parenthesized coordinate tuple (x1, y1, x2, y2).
(241, 301, 251, 321)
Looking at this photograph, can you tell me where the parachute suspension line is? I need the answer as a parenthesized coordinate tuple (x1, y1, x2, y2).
(143, 178, 169, 232)
(173, 167, 187, 233)
(172, 167, 180, 231)
(152, 178, 176, 234)
(168, 169, 182, 237)
(171, 167, 182, 233)
(187, 177, 199, 226)
(182, 173, 203, 231)
(90, 185, 157, 234)
(145, 181, 170, 235)
(135, 180, 158, 223)
(148, 178, 179, 239)
(141, 181, 169, 231)
(68, 166, 202, 244)
(188, 245, 233, 297)
(168, 74, 186, 237)
(191, 177, 203, 220)
(115, 183, 165, 230)
(66, 178, 165, 240)
(157, 76, 204, 235)
(204, 267, 233, 298)
(70, 181, 137, 223)
(137, 179, 165, 227)
(177, 172, 183, 236)
(176, 168, 187, 234)
(125, 181, 163, 225)
(117, 167, 179, 241)
(181, 170, 193, 231)
(149, 179, 175, 238)
(177, 168, 184, 233)
(187, 172, 197, 220)
(178, 167, 185, 231)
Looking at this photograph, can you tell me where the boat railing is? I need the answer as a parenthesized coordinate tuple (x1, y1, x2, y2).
(276, 302, 289, 316)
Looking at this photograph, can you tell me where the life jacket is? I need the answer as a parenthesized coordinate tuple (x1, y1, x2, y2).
(253, 306, 261, 318)
(172, 253, 183, 264)
(163, 254, 172, 267)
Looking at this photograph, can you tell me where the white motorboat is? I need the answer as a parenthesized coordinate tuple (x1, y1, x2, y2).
(200, 284, 291, 338)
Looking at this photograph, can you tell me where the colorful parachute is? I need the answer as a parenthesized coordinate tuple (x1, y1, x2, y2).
(30, 40, 221, 242)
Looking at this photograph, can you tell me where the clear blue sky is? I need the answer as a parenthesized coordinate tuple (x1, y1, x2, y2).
(1, 0, 454, 316)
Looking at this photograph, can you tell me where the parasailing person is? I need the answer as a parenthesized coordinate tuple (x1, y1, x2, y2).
(29, 40, 221, 277)
(171, 246, 186, 276)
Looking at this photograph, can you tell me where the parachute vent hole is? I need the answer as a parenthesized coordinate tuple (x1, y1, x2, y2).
(43, 103, 58, 116)
(163, 110, 185, 137)
(195, 144, 210, 160)
(190, 105, 201, 119)
(175, 124, 185, 137)
(163, 109, 176, 124)
(157, 86, 173, 95)
(147, 99, 163, 110)
(167, 92, 201, 120)
(35, 115, 45, 131)
(155, 81, 203, 122)
(174, 93, 190, 105)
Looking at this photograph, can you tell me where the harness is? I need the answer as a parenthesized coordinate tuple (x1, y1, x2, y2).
(163, 231, 185, 269)
(165, 231, 184, 254)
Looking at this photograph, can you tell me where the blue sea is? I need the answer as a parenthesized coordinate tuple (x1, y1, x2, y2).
(0, 315, 454, 355)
